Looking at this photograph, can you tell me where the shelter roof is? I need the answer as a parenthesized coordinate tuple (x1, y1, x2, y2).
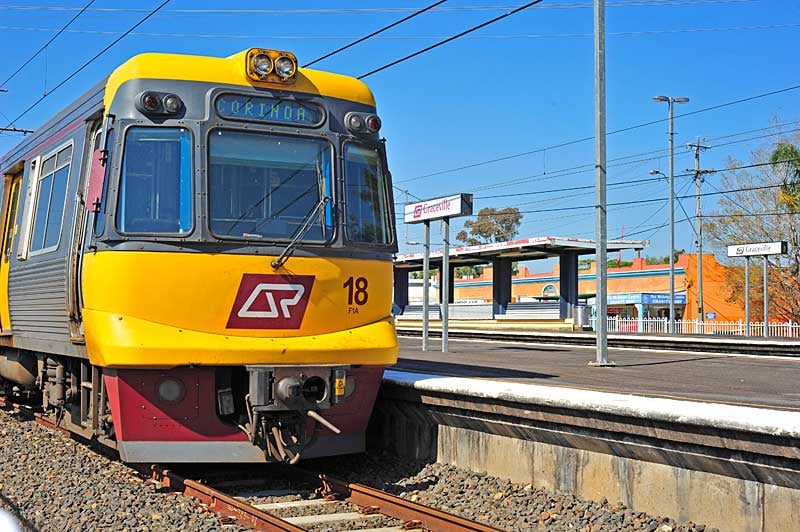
(394, 236, 647, 270)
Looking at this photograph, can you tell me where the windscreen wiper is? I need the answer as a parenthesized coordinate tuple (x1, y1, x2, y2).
(271, 195, 331, 269)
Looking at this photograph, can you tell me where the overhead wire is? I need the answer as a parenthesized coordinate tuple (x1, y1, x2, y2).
(0, 1, 757, 15)
(399, 85, 800, 184)
(358, 0, 545, 79)
(303, 0, 446, 68)
(0, 0, 96, 89)
(2, 22, 796, 41)
(3, 0, 171, 128)
(440, 158, 800, 219)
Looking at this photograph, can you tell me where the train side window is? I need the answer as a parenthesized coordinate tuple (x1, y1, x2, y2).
(29, 144, 73, 255)
(343, 143, 391, 245)
(116, 127, 193, 235)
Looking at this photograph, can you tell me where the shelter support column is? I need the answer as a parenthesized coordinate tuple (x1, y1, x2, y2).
(438, 264, 455, 304)
(559, 252, 579, 319)
(393, 268, 409, 311)
(635, 303, 645, 332)
(492, 259, 512, 317)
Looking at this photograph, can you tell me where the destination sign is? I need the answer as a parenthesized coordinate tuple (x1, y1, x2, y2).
(215, 94, 323, 126)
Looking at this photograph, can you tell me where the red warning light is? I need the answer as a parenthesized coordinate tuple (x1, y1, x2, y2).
(366, 115, 381, 132)
(142, 93, 161, 112)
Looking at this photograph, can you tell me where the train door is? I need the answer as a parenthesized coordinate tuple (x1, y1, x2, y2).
(0, 171, 22, 333)
(67, 126, 103, 342)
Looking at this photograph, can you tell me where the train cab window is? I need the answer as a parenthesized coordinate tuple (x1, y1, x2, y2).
(117, 127, 192, 235)
(208, 130, 333, 241)
(30, 145, 72, 254)
(343, 143, 391, 245)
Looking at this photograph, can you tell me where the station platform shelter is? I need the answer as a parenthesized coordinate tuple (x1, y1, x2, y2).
(393, 236, 647, 323)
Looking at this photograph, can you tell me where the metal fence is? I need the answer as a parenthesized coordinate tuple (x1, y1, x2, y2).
(591, 316, 800, 338)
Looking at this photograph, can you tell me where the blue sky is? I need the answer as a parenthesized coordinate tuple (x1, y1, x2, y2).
(0, 0, 798, 269)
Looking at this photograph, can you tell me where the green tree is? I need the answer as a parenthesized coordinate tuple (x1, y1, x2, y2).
(455, 207, 523, 278)
(771, 142, 800, 211)
(704, 131, 800, 320)
(644, 249, 684, 265)
(456, 207, 523, 245)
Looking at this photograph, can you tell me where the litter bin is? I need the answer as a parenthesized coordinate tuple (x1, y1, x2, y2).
(574, 305, 590, 329)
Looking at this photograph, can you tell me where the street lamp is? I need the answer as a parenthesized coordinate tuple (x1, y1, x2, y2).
(652, 95, 689, 334)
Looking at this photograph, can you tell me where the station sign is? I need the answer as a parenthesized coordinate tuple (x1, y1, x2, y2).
(726, 241, 788, 258)
(404, 193, 473, 224)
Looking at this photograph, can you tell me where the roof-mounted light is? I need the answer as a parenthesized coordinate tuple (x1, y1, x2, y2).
(253, 53, 273, 76)
(245, 48, 298, 83)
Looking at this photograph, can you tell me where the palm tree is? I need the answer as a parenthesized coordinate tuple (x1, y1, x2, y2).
(771, 143, 800, 211)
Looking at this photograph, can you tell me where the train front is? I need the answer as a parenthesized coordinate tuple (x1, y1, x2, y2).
(81, 49, 398, 462)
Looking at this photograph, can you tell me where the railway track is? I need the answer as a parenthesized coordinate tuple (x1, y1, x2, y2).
(1, 396, 499, 532)
(397, 326, 800, 356)
(152, 464, 501, 532)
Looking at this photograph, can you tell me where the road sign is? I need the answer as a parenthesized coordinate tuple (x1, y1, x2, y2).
(727, 241, 788, 257)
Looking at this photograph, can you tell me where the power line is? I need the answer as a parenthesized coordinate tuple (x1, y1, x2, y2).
(445, 158, 800, 218)
(0, 0, 96, 90)
(398, 85, 800, 183)
(358, 0, 545, 79)
(3, 0, 171, 129)
(3, 22, 796, 41)
(468, 124, 798, 196)
(0, 1, 756, 15)
(303, 1, 446, 68)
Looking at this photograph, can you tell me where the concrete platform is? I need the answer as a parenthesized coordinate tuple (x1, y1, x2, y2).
(367, 336, 800, 531)
(396, 336, 800, 410)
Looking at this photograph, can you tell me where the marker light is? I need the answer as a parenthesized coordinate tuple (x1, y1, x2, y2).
(142, 92, 161, 112)
(253, 53, 273, 76)
(275, 56, 297, 79)
(366, 115, 381, 133)
(347, 113, 366, 132)
(157, 377, 186, 404)
(163, 94, 182, 114)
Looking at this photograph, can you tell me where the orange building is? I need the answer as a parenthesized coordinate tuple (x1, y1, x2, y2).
(453, 253, 744, 321)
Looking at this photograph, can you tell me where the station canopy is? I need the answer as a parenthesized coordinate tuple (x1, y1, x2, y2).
(394, 236, 647, 270)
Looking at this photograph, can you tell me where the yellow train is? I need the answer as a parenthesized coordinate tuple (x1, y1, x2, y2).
(0, 48, 398, 462)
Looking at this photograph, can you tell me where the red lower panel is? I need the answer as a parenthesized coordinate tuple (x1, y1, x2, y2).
(104, 367, 385, 443)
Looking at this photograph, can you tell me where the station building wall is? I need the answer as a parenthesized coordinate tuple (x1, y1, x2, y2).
(453, 254, 745, 322)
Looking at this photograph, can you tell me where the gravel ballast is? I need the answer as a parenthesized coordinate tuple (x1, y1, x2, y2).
(0, 409, 241, 532)
(1, 407, 715, 531)
(308, 453, 716, 532)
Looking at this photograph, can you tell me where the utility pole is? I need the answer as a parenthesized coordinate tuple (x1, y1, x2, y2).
(687, 139, 709, 321)
(591, 0, 613, 366)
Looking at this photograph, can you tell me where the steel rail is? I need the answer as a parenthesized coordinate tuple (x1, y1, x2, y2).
(291, 467, 501, 532)
(150, 465, 306, 532)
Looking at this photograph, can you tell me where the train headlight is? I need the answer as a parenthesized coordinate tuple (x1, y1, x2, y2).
(245, 48, 298, 83)
(253, 53, 273, 76)
(157, 377, 186, 404)
(275, 56, 297, 79)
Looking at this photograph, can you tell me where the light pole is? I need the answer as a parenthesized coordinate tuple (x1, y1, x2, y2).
(652, 95, 689, 333)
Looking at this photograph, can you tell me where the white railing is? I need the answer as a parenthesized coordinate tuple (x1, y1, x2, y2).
(590, 317, 800, 338)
